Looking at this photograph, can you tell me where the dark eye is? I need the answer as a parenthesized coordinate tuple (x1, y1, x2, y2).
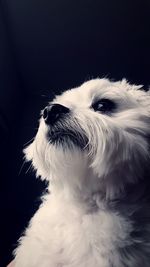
(92, 99, 116, 113)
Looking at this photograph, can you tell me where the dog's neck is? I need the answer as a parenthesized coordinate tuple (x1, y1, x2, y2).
(47, 146, 147, 204)
(49, 162, 127, 203)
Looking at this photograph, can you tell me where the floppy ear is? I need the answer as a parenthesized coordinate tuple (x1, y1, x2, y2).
(118, 78, 143, 91)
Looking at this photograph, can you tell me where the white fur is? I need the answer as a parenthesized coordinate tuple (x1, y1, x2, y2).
(14, 78, 150, 267)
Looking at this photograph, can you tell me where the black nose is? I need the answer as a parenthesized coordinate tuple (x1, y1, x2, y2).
(43, 104, 70, 125)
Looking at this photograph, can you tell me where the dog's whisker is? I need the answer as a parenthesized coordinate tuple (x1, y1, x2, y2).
(23, 137, 35, 147)
(25, 162, 33, 174)
(18, 159, 26, 176)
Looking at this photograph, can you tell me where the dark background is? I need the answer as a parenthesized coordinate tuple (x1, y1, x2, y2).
(0, 0, 150, 266)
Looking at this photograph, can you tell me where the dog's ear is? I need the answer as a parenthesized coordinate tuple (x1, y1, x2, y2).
(139, 88, 150, 182)
(119, 79, 143, 91)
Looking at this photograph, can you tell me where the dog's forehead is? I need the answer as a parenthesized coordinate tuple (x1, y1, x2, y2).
(53, 78, 148, 110)
(54, 79, 133, 107)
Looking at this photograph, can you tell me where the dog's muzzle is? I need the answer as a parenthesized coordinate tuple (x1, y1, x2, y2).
(42, 104, 88, 149)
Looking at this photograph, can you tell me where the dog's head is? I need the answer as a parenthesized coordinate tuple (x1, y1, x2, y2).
(24, 79, 150, 197)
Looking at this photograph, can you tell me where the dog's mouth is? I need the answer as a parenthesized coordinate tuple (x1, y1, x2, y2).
(47, 126, 88, 149)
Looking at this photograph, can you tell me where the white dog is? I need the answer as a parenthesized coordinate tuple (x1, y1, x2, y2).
(14, 78, 150, 267)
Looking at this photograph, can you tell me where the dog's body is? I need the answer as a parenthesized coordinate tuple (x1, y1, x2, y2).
(14, 79, 150, 267)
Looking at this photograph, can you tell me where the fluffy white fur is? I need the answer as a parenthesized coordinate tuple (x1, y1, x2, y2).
(14, 78, 150, 267)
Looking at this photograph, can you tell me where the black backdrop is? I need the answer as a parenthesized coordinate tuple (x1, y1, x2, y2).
(0, 0, 150, 266)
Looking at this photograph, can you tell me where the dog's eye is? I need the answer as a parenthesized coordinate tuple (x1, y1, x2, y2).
(92, 99, 116, 113)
